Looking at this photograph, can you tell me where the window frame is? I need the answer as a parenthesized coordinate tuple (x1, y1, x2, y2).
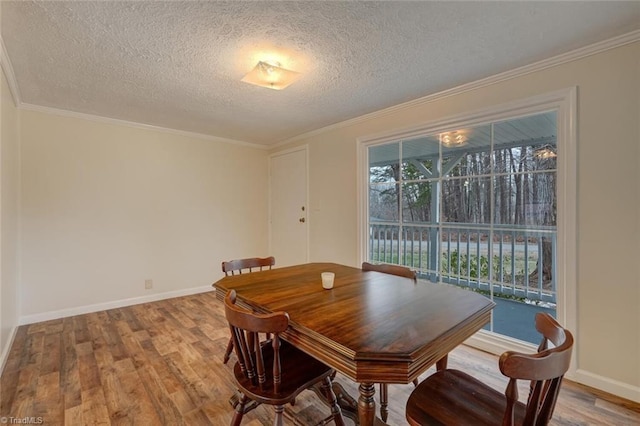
(357, 88, 577, 365)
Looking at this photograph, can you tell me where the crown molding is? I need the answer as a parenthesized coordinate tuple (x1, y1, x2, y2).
(2, 30, 264, 150)
(275, 29, 640, 148)
(4, 29, 638, 149)
(0, 36, 22, 106)
(20, 103, 267, 149)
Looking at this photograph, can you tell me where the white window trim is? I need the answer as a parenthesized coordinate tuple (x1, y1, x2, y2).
(356, 87, 578, 376)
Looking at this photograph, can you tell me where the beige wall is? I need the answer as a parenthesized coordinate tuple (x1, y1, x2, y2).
(1, 67, 20, 360)
(19, 111, 269, 317)
(1, 35, 637, 400)
(273, 43, 640, 396)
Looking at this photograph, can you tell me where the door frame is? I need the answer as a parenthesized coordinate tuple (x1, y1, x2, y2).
(268, 145, 310, 265)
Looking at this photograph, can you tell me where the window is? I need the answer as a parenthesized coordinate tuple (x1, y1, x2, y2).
(359, 89, 576, 351)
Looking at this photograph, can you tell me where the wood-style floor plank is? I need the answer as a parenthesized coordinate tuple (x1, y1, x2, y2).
(1, 290, 638, 425)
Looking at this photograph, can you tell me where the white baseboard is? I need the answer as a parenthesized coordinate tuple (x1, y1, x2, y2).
(0, 325, 19, 376)
(573, 369, 640, 404)
(18, 285, 214, 325)
(466, 329, 537, 356)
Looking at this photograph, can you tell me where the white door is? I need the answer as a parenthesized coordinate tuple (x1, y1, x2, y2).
(269, 147, 308, 267)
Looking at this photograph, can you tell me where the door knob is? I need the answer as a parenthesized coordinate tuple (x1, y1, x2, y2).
(299, 217, 306, 223)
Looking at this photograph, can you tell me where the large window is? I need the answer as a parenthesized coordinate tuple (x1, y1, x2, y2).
(360, 90, 576, 349)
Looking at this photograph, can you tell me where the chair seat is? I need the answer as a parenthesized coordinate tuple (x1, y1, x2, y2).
(406, 369, 527, 425)
(233, 340, 333, 405)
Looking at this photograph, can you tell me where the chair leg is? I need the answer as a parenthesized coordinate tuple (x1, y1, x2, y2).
(378, 380, 416, 422)
(436, 354, 448, 371)
(223, 336, 234, 364)
(273, 405, 284, 426)
(321, 376, 345, 426)
(231, 393, 247, 426)
(379, 383, 388, 423)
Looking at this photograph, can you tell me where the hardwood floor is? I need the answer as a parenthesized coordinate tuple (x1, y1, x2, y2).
(1, 291, 638, 425)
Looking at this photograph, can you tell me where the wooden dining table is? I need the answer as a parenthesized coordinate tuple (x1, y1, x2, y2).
(213, 262, 495, 425)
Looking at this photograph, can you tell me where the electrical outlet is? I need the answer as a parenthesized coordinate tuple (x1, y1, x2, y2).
(145, 279, 153, 289)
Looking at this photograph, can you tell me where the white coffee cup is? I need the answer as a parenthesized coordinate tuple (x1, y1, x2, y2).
(321, 272, 335, 289)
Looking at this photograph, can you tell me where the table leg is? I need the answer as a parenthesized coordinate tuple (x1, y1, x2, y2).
(358, 382, 376, 426)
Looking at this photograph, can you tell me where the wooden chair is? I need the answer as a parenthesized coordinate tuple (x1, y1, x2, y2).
(405, 312, 574, 426)
(362, 261, 417, 281)
(224, 290, 345, 426)
(221, 256, 275, 364)
(222, 256, 276, 276)
(361, 261, 419, 422)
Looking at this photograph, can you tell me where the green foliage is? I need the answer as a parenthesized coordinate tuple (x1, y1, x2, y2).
(442, 251, 502, 279)
(371, 247, 539, 287)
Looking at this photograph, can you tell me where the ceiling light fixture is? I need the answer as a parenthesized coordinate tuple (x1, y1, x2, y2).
(441, 132, 466, 148)
(241, 60, 301, 90)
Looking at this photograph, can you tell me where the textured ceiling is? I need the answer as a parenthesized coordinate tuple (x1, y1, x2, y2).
(2, 1, 639, 146)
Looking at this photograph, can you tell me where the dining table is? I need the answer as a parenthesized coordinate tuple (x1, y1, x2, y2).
(213, 262, 495, 425)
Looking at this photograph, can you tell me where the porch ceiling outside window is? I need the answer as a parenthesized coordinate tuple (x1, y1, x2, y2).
(369, 111, 557, 167)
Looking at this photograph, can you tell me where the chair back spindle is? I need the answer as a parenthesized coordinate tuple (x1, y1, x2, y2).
(406, 312, 573, 426)
(223, 290, 345, 425)
(224, 290, 288, 394)
(220, 256, 276, 365)
(222, 257, 275, 276)
(499, 313, 573, 425)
